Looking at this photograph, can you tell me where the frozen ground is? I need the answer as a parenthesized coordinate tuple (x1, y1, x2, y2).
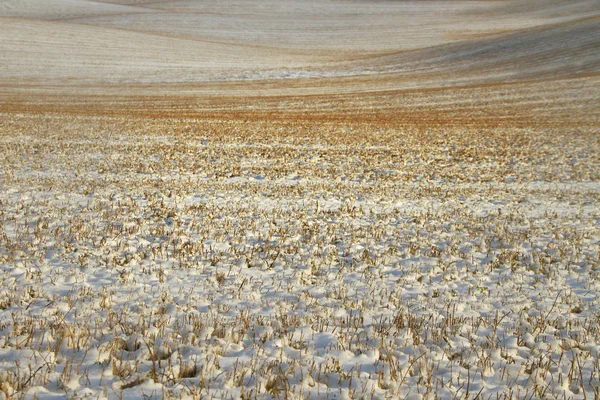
(0, 115, 599, 399)
(1, 0, 599, 399)
(1, 0, 598, 89)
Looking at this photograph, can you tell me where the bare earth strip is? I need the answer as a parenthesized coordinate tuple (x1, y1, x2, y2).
(0, 0, 599, 399)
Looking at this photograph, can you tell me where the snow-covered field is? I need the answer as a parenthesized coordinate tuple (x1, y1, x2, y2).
(0, 115, 599, 399)
(1, 0, 599, 398)
(1, 0, 598, 89)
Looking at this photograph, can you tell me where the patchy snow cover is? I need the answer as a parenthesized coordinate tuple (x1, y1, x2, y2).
(1, 0, 597, 88)
(0, 115, 598, 398)
(0, 0, 152, 20)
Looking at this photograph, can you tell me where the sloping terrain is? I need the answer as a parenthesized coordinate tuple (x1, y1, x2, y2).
(0, 0, 152, 19)
(0, 0, 598, 124)
(0, 1, 599, 399)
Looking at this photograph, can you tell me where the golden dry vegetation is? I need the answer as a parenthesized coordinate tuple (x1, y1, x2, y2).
(1, 0, 599, 398)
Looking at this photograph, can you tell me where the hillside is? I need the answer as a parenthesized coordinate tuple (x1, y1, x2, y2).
(0, 2, 599, 399)
(0, 0, 598, 124)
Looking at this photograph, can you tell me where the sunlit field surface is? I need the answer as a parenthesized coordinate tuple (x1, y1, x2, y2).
(1, 0, 599, 398)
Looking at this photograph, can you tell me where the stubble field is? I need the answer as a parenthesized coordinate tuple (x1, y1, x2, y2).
(1, 0, 600, 399)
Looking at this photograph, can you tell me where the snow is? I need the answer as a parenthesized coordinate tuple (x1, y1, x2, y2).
(0, 115, 598, 398)
(0, 0, 598, 398)
(0, 0, 152, 20)
(1, 0, 596, 88)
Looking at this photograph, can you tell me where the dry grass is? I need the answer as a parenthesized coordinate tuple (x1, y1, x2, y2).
(0, 1, 598, 398)
(0, 109, 598, 398)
